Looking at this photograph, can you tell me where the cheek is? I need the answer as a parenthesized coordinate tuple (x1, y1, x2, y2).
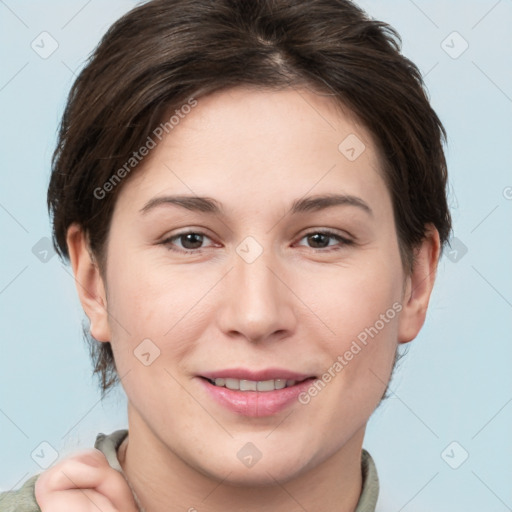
(104, 256, 216, 364)
(306, 259, 402, 396)
(311, 260, 402, 340)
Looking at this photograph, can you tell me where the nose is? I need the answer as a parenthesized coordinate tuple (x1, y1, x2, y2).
(216, 245, 297, 343)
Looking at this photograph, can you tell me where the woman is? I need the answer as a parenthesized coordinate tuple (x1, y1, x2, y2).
(1, 0, 450, 510)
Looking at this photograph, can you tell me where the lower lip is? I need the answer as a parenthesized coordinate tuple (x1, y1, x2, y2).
(199, 377, 316, 417)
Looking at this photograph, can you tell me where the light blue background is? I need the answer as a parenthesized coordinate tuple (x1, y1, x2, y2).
(1, 1, 511, 510)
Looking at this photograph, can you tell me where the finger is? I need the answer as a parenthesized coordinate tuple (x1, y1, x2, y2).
(38, 488, 119, 512)
(35, 450, 138, 512)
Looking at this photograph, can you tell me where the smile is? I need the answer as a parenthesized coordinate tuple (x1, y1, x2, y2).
(198, 369, 318, 417)
(206, 377, 300, 391)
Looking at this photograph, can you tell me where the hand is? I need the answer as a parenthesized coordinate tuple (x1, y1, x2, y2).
(34, 449, 139, 512)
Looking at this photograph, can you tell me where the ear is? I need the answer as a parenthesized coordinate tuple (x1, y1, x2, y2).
(398, 224, 441, 344)
(66, 224, 111, 343)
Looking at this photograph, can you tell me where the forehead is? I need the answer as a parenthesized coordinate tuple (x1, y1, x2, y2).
(115, 86, 390, 219)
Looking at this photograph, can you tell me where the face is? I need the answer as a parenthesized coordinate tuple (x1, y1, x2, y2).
(84, 86, 413, 484)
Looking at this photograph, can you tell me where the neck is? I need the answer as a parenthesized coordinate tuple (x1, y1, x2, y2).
(119, 406, 365, 512)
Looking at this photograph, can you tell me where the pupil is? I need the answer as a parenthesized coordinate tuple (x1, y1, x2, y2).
(309, 233, 329, 248)
(182, 233, 203, 249)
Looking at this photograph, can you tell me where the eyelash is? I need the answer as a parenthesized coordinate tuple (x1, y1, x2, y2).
(160, 229, 353, 254)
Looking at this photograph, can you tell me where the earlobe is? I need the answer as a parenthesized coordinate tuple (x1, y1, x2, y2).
(398, 224, 441, 344)
(66, 224, 111, 342)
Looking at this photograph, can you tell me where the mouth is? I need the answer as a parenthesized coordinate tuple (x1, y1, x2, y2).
(197, 368, 317, 417)
(202, 377, 310, 391)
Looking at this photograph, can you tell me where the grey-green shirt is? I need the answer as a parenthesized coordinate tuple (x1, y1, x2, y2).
(0, 430, 379, 511)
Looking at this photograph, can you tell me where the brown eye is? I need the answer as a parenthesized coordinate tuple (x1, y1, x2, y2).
(178, 233, 204, 249)
(307, 233, 331, 248)
(162, 231, 215, 253)
(297, 230, 353, 251)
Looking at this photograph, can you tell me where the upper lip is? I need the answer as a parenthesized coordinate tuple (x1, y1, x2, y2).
(200, 368, 315, 381)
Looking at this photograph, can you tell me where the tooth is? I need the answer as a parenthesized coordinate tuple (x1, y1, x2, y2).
(211, 377, 298, 391)
(225, 378, 239, 390)
(240, 380, 257, 391)
(256, 380, 275, 391)
(274, 379, 286, 390)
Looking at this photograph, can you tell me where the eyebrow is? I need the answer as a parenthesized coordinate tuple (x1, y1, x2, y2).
(139, 193, 372, 217)
(290, 194, 372, 216)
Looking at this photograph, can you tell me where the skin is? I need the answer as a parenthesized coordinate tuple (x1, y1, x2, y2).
(63, 86, 440, 512)
(35, 450, 138, 512)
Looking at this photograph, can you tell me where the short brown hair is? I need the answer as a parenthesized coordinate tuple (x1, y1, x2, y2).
(48, 0, 451, 392)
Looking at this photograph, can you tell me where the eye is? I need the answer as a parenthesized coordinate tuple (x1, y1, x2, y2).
(296, 230, 353, 251)
(161, 231, 215, 253)
(161, 229, 352, 254)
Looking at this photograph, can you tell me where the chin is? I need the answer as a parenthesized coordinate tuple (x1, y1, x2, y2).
(212, 465, 300, 488)
(193, 447, 314, 487)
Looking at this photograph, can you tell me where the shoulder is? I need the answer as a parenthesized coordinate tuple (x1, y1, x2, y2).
(355, 449, 380, 512)
(94, 429, 129, 472)
(0, 474, 41, 512)
(0, 430, 129, 512)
